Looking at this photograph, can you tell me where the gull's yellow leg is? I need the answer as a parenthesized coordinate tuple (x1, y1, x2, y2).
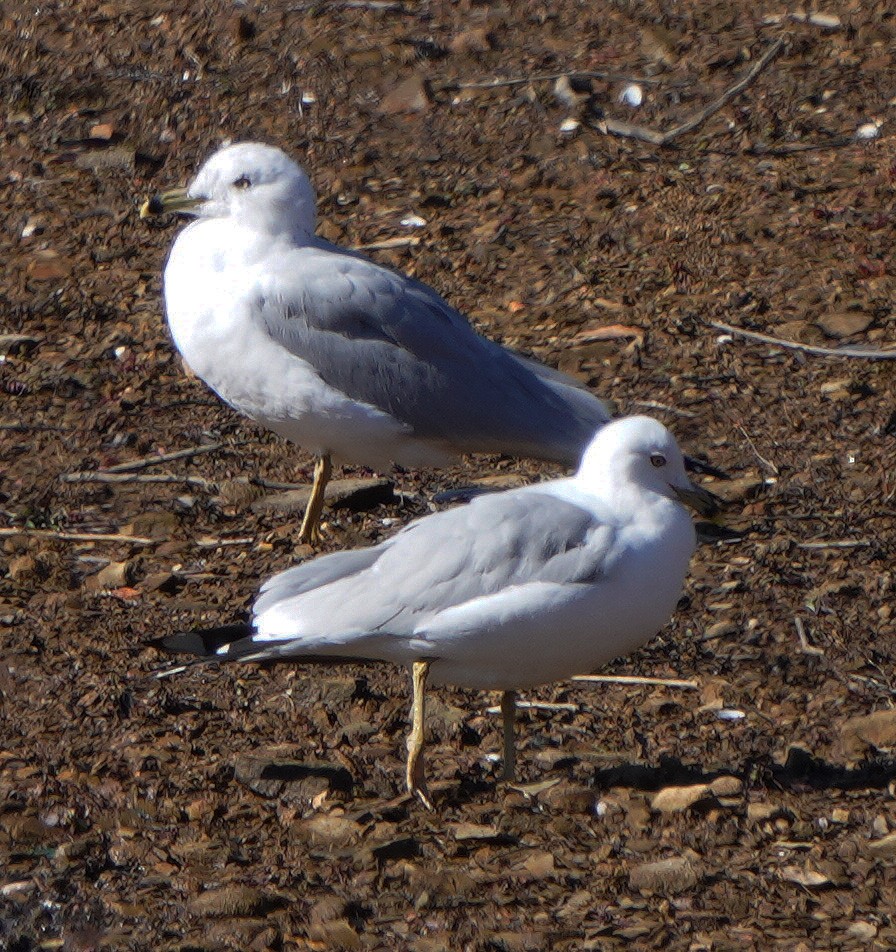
(406, 660, 433, 809)
(299, 453, 332, 545)
(501, 690, 517, 782)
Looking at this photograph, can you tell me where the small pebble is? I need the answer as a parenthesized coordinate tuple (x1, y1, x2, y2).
(619, 84, 643, 107)
(21, 216, 43, 238)
(855, 121, 881, 140)
(553, 75, 581, 109)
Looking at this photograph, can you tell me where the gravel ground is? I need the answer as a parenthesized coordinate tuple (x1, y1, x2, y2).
(2, 2, 896, 949)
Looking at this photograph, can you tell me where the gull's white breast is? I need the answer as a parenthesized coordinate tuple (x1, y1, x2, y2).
(422, 495, 695, 690)
(162, 218, 452, 469)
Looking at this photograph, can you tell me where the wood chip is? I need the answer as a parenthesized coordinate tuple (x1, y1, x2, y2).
(839, 709, 896, 761)
(250, 477, 395, 514)
(650, 784, 712, 813)
(778, 865, 832, 888)
(380, 75, 431, 114)
(816, 312, 873, 339)
(629, 855, 700, 896)
(188, 885, 272, 917)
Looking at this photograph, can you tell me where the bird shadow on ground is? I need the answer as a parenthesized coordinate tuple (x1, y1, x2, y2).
(588, 747, 896, 793)
(335, 748, 896, 814)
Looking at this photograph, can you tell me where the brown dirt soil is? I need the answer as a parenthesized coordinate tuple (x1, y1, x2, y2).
(2, 2, 896, 949)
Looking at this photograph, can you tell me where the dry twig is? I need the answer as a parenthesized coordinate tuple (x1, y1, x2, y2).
(288, 0, 407, 11)
(0, 528, 154, 545)
(571, 674, 698, 690)
(61, 471, 217, 491)
(352, 236, 421, 252)
(848, 673, 896, 697)
(795, 617, 824, 656)
(100, 442, 226, 473)
(631, 400, 698, 419)
(737, 425, 780, 476)
(440, 70, 672, 93)
(485, 700, 579, 714)
(154, 664, 190, 679)
(194, 537, 254, 548)
(711, 319, 896, 359)
(0, 422, 61, 432)
(762, 11, 841, 29)
(746, 135, 854, 156)
(796, 539, 872, 550)
(253, 478, 308, 491)
(593, 38, 784, 146)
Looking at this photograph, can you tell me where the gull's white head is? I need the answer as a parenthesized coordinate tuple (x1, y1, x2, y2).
(577, 416, 717, 515)
(186, 142, 317, 238)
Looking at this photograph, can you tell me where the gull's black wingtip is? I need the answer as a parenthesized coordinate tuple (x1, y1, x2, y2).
(695, 521, 747, 545)
(683, 454, 730, 481)
(142, 194, 166, 216)
(152, 623, 253, 658)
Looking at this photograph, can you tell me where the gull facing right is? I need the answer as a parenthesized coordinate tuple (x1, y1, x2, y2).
(161, 416, 716, 807)
(141, 142, 719, 542)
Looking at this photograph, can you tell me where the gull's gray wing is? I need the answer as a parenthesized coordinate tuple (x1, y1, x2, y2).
(242, 489, 616, 663)
(254, 244, 610, 465)
(365, 490, 615, 619)
(159, 489, 619, 667)
(253, 546, 385, 618)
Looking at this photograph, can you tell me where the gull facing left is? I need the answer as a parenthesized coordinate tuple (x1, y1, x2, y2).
(141, 141, 620, 542)
(160, 416, 715, 807)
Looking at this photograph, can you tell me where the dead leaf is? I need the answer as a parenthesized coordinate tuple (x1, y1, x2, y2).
(234, 749, 353, 804)
(307, 918, 360, 950)
(122, 511, 178, 540)
(572, 324, 646, 348)
(27, 251, 72, 282)
(847, 921, 878, 940)
(520, 850, 555, 878)
(89, 122, 115, 140)
(448, 822, 504, 842)
(816, 311, 873, 339)
(7, 554, 36, 581)
(509, 778, 562, 797)
(0, 334, 39, 355)
(540, 781, 596, 814)
(867, 832, 896, 859)
(380, 75, 431, 114)
(709, 775, 743, 797)
(250, 477, 394, 515)
(449, 28, 493, 55)
(651, 784, 712, 813)
(629, 854, 700, 896)
(109, 586, 141, 601)
(84, 560, 131, 592)
(747, 802, 786, 824)
(778, 865, 832, 888)
(293, 814, 360, 847)
(839, 709, 896, 761)
(640, 23, 680, 66)
(189, 885, 274, 917)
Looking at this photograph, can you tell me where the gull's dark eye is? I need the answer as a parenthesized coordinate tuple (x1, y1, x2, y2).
(233, 175, 252, 189)
(650, 453, 666, 468)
